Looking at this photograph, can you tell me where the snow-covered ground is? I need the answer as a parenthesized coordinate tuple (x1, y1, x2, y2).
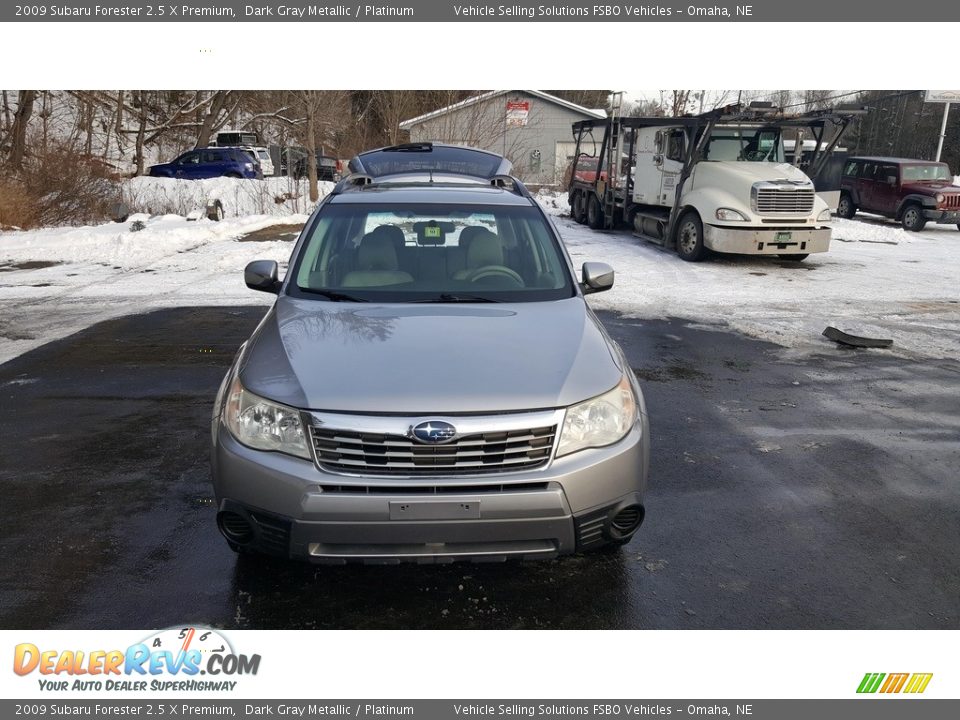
(0, 214, 305, 364)
(0, 192, 958, 366)
(538, 191, 960, 360)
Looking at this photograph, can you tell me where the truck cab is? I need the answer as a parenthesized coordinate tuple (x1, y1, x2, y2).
(567, 105, 863, 262)
(633, 123, 831, 260)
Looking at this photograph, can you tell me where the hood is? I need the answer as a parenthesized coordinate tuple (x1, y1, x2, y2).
(900, 181, 960, 194)
(238, 296, 624, 414)
(694, 161, 811, 187)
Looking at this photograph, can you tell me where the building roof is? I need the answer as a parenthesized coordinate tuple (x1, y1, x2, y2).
(399, 90, 607, 130)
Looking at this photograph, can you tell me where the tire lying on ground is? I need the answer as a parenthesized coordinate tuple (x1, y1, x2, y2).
(206, 199, 225, 222)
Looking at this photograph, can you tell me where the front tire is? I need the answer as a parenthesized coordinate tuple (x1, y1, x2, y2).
(572, 191, 587, 224)
(837, 193, 856, 219)
(587, 194, 604, 229)
(675, 211, 706, 262)
(901, 204, 927, 232)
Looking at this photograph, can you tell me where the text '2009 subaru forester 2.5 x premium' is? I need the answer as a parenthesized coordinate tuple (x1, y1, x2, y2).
(211, 143, 649, 563)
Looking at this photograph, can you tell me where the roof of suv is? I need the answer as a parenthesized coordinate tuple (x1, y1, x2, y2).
(349, 143, 512, 179)
(330, 143, 531, 206)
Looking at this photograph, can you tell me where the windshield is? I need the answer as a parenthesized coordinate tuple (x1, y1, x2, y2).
(289, 202, 575, 303)
(901, 164, 952, 182)
(702, 127, 785, 162)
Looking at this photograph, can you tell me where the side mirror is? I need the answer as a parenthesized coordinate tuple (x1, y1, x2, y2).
(581, 262, 614, 294)
(245, 260, 280, 293)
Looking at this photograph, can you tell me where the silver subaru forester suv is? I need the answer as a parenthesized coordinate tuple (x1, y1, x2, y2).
(211, 143, 649, 563)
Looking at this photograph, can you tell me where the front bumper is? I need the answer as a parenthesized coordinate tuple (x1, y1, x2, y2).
(922, 208, 960, 224)
(704, 224, 831, 255)
(211, 418, 648, 564)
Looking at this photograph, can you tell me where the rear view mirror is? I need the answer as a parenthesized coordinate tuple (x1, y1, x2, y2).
(581, 262, 614, 294)
(245, 260, 280, 293)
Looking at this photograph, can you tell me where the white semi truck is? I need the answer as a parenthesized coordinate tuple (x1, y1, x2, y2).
(567, 103, 863, 261)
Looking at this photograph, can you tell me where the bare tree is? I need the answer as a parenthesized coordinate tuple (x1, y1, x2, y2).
(194, 91, 242, 148)
(8, 90, 37, 170)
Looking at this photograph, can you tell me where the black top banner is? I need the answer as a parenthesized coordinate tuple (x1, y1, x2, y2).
(5, 0, 959, 22)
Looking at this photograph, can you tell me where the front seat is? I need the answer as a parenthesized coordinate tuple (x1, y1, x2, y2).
(452, 229, 506, 280)
(341, 232, 414, 288)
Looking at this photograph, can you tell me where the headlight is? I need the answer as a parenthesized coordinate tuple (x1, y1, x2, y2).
(715, 207, 747, 221)
(817, 209, 832, 221)
(556, 376, 637, 458)
(936, 193, 945, 205)
(223, 375, 310, 459)
(244, 162, 254, 171)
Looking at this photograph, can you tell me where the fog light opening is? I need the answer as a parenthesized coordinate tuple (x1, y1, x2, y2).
(217, 510, 254, 545)
(608, 504, 645, 539)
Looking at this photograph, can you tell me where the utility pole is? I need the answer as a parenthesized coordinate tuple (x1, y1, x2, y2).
(935, 102, 950, 162)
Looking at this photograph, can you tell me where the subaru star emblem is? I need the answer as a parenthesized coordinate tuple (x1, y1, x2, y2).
(411, 421, 457, 444)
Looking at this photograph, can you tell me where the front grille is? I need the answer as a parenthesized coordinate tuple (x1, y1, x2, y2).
(755, 188, 815, 214)
(944, 194, 960, 210)
(311, 425, 556, 476)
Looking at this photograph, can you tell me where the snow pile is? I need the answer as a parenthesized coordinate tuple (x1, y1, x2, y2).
(0, 214, 306, 271)
(534, 189, 570, 216)
(120, 176, 334, 218)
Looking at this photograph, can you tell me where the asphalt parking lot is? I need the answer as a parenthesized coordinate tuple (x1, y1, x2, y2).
(1, 300, 958, 629)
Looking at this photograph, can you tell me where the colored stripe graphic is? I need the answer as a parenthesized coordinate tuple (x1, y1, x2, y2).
(857, 672, 932, 694)
(904, 673, 934, 694)
(857, 673, 885, 693)
(880, 673, 909, 693)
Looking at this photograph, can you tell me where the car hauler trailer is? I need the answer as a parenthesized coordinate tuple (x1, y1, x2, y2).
(567, 102, 865, 261)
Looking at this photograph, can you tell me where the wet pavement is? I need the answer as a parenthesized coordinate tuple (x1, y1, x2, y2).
(0, 305, 958, 630)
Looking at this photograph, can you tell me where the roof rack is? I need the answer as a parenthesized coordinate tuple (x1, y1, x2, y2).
(330, 171, 532, 199)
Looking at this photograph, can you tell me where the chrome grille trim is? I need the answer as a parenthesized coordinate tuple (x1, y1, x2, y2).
(305, 409, 564, 478)
(751, 181, 816, 215)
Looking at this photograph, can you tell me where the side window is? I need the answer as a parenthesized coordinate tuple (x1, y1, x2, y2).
(179, 152, 199, 165)
(666, 130, 685, 162)
(843, 161, 859, 178)
(202, 151, 221, 163)
(879, 165, 898, 185)
(861, 163, 876, 181)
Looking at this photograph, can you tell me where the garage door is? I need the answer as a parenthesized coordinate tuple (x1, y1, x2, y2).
(555, 141, 578, 185)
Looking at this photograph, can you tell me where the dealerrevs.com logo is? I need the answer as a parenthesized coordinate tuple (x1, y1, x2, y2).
(13, 626, 260, 692)
(857, 673, 933, 694)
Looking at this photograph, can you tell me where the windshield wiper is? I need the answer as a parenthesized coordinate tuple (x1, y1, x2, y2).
(412, 294, 502, 303)
(299, 288, 368, 302)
